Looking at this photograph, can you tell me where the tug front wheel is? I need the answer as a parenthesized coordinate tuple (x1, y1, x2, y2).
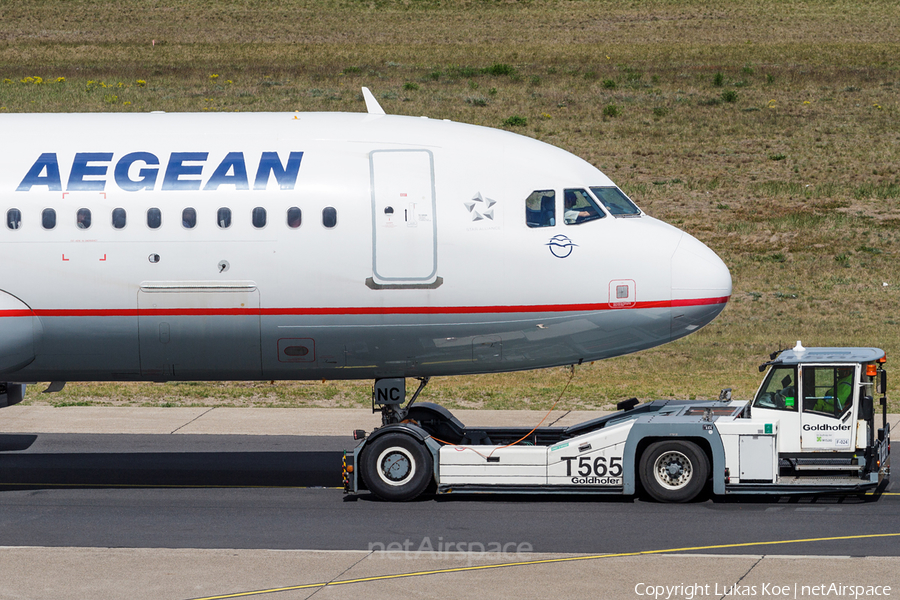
(639, 440, 709, 503)
(361, 432, 433, 501)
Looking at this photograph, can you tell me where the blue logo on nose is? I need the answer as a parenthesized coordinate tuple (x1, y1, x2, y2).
(547, 234, 577, 258)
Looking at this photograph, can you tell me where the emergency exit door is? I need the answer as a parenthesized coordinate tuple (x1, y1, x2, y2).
(370, 149, 438, 285)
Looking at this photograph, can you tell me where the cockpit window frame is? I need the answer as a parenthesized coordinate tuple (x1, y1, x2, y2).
(589, 186, 642, 217)
(525, 189, 556, 228)
(753, 366, 798, 412)
(563, 188, 605, 226)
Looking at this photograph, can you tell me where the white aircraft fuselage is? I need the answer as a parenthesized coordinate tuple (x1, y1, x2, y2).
(0, 110, 731, 384)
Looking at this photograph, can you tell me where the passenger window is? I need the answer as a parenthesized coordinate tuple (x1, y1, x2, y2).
(525, 190, 555, 228)
(322, 207, 337, 228)
(753, 366, 797, 412)
(111, 208, 126, 229)
(252, 207, 266, 229)
(182, 207, 197, 229)
(590, 187, 641, 217)
(42, 208, 56, 230)
(6, 209, 21, 230)
(147, 208, 162, 229)
(217, 207, 232, 229)
(287, 207, 302, 228)
(564, 189, 603, 225)
(76, 208, 91, 230)
(802, 366, 854, 418)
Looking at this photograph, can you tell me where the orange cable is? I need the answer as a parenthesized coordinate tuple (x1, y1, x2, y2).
(428, 365, 577, 459)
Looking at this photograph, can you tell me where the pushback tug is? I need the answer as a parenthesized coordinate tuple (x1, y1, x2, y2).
(344, 343, 891, 502)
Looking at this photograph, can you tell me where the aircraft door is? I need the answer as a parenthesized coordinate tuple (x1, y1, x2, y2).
(799, 364, 857, 451)
(138, 282, 262, 379)
(370, 149, 438, 286)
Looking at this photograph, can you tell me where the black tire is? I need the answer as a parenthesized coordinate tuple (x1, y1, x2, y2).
(360, 432, 433, 501)
(639, 440, 709, 503)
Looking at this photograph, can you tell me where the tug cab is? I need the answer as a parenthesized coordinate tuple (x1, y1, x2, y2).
(750, 343, 888, 479)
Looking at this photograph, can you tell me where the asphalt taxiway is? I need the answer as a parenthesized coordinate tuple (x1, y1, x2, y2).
(0, 406, 897, 600)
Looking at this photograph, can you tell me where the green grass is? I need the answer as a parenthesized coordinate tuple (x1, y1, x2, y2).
(2, 0, 899, 412)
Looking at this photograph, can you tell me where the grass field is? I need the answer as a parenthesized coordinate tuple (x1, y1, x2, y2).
(1, 0, 898, 411)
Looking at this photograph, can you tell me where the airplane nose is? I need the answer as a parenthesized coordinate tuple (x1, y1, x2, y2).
(670, 233, 731, 338)
(672, 233, 732, 298)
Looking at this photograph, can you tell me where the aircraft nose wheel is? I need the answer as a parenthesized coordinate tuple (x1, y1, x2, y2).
(361, 432, 433, 501)
(639, 440, 709, 503)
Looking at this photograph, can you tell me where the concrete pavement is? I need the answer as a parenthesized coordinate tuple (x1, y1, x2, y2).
(3, 405, 894, 436)
(0, 547, 898, 600)
(0, 405, 613, 436)
(1, 406, 897, 600)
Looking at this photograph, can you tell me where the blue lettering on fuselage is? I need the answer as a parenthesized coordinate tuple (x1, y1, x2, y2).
(16, 153, 63, 192)
(162, 152, 208, 191)
(115, 152, 160, 191)
(68, 152, 114, 191)
(16, 151, 304, 192)
(204, 152, 249, 191)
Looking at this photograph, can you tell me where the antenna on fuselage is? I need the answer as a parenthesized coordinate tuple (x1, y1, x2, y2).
(361, 87, 386, 115)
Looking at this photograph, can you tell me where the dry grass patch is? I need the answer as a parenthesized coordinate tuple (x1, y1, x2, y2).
(3, 0, 899, 411)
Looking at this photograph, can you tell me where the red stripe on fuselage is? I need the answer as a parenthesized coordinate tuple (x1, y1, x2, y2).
(9, 296, 730, 318)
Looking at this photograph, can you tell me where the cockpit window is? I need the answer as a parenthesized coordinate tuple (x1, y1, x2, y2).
(590, 187, 641, 217)
(525, 190, 555, 228)
(564, 188, 604, 225)
(753, 366, 797, 412)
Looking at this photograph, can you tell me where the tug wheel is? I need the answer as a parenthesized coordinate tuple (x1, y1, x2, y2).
(361, 432, 433, 501)
(639, 440, 709, 503)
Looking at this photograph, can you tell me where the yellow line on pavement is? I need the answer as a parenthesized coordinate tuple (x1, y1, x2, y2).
(187, 532, 900, 600)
